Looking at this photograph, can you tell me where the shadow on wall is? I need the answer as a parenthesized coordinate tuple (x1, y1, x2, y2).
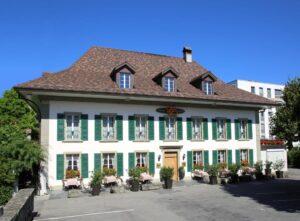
(221, 179, 300, 213)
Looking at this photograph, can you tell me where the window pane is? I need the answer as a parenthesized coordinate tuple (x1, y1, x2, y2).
(193, 151, 203, 165)
(204, 81, 213, 95)
(165, 77, 174, 92)
(218, 150, 226, 163)
(192, 118, 202, 140)
(165, 117, 176, 140)
(240, 120, 247, 139)
(217, 119, 226, 139)
(120, 72, 130, 89)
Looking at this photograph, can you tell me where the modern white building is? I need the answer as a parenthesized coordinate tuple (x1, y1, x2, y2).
(15, 47, 277, 192)
(227, 80, 287, 171)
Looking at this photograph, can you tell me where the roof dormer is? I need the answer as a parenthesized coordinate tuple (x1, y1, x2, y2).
(111, 62, 136, 89)
(190, 71, 217, 95)
(153, 67, 179, 92)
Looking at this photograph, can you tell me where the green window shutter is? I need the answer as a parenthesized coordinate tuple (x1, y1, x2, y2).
(148, 116, 155, 140)
(249, 149, 254, 167)
(117, 153, 123, 176)
(81, 114, 88, 141)
(56, 154, 64, 180)
(159, 117, 165, 140)
(94, 153, 101, 172)
(235, 119, 240, 140)
(213, 150, 218, 165)
(226, 119, 231, 140)
(247, 120, 253, 139)
(128, 152, 135, 170)
(94, 115, 102, 141)
(177, 117, 183, 140)
(227, 149, 232, 166)
(116, 115, 123, 141)
(204, 150, 209, 171)
(186, 118, 192, 140)
(81, 153, 89, 178)
(128, 116, 135, 141)
(235, 149, 240, 166)
(57, 113, 65, 141)
(203, 118, 209, 140)
(212, 119, 217, 140)
(149, 152, 155, 175)
(187, 151, 193, 172)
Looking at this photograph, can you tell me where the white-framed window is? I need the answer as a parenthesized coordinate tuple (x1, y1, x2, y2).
(102, 153, 115, 169)
(102, 115, 116, 141)
(65, 114, 81, 140)
(267, 88, 271, 98)
(192, 118, 203, 140)
(275, 89, 283, 99)
(240, 119, 248, 140)
(260, 111, 265, 138)
(136, 152, 148, 168)
(203, 80, 213, 95)
(135, 116, 148, 141)
(268, 111, 273, 136)
(259, 87, 264, 96)
(66, 154, 80, 171)
(119, 72, 130, 89)
(193, 151, 203, 166)
(251, 86, 255, 94)
(240, 149, 249, 162)
(165, 117, 176, 140)
(217, 119, 226, 140)
(164, 77, 175, 92)
(218, 150, 227, 163)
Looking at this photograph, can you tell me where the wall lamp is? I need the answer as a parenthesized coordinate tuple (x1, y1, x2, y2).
(182, 154, 186, 160)
(158, 154, 161, 162)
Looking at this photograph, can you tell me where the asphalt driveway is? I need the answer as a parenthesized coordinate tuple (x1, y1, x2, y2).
(34, 170, 300, 221)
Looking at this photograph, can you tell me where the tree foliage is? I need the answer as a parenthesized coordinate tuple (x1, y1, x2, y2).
(0, 89, 43, 205)
(271, 77, 300, 149)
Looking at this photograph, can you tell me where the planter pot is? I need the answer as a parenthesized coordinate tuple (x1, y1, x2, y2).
(276, 171, 284, 178)
(91, 185, 101, 196)
(131, 180, 140, 192)
(179, 170, 185, 180)
(209, 176, 218, 185)
(164, 179, 173, 189)
(255, 172, 264, 181)
(230, 174, 239, 183)
(265, 169, 271, 176)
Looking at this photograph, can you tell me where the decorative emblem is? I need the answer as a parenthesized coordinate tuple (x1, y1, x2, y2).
(156, 106, 185, 116)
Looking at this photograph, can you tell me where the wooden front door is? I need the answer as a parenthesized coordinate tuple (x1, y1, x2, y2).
(164, 152, 178, 181)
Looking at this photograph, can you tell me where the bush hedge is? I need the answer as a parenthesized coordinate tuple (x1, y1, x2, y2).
(288, 147, 300, 168)
(0, 186, 13, 206)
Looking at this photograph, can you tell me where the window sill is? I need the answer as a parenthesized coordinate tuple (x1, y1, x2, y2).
(190, 139, 205, 142)
(216, 139, 228, 142)
(100, 140, 119, 143)
(133, 140, 150, 142)
(62, 140, 83, 143)
(238, 139, 250, 141)
(163, 140, 179, 142)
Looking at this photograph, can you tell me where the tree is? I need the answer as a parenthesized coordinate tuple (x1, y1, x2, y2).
(0, 89, 43, 205)
(271, 77, 300, 149)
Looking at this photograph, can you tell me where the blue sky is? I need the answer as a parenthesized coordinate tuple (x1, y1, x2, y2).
(0, 0, 299, 95)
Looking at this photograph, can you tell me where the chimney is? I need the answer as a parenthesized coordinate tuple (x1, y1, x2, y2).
(183, 47, 192, 63)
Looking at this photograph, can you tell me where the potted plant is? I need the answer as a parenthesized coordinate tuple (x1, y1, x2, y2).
(160, 166, 174, 189)
(207, 165, 219, 185)
(228, 164, 240, 183)
(102, 168, 117, 177)
(254, 161, 264, 180)
(264, 160, 273, 176)
(90, 170, 102, 196)
(65, 169, 80, 179)
(178, 166, 185, 180)
(193, 164, 204, 171)
(129, 167, 142, 192)
(273, 159, 285, 178)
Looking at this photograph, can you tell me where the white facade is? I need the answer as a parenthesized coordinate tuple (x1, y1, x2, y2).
(46, 100, 258, 188)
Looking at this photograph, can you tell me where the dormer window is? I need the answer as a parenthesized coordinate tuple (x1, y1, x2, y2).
(164, 77, 175, 92)
(203, 80, 213, 95)
(120, 72, 130, 89)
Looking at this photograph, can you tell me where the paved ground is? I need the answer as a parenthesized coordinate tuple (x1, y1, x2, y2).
(34, 169, 300, 221)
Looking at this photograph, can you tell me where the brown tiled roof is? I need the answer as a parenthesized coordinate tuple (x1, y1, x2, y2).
(15, 46, 276, 106)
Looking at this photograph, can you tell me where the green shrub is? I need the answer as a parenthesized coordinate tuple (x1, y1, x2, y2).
(129, 167, 142, 180)
(207, 165, 219, 176)
(0, 185, 13, 206)
(90, 170, 103, 187)
(160, 167, 174, 180)
(228, 164, 240, 174)
(288, 147, 300, 168)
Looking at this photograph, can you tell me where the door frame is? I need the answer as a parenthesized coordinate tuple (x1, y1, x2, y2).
(160, 146, 182, 181)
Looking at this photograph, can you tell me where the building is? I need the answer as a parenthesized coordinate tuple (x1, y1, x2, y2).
(227, 80, 287, 171)
(15, 47, 276, 193)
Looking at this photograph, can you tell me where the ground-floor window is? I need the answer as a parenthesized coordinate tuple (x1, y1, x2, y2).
(66, 154, 80, 171)
(218, 150, 227, 163)
(136, 152, 148, 168)
(103, 153, 115, 169)
(240, 149, 249, 166)
(193, 151, 203, 166)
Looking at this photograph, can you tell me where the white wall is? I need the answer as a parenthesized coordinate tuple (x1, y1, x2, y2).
(47, 100, 258, 188)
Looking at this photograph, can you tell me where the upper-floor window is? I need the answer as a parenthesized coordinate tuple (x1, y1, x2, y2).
(102, 115, 116, 141)
(275, 89, 283, 99)
(267, 88, 271, 98)
(136, 152, 148, 168)
(103, 153, 115, 169)
(119, 72, 131, 89)
(203, 80, 213, 95)
(240, 119, 248, 140)
(192, 118, 203, 140)
(165, 117, 176, 140)
(193, 151, 203, 166)
(251, 86, 255, 94)
(164, 77, 175, 92)
(217, 119, 226, 140)
(65, 114, 80, 140)
(218, 150, 227, 163)
(135, 116, 148, 141)
(259, 87, 264, 96)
